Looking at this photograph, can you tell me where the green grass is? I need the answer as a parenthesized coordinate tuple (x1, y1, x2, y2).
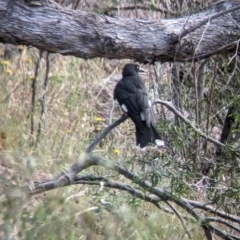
(0, 45, 205, 240)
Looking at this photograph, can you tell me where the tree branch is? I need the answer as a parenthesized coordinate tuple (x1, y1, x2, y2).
(205, 217, 240, 234)
(153, 99, 225, 147)
(164, 201, 192, 239)
(0, 0, 240, 62)
(153, 99, 240, 157)
(177, 4, 240, 40)
(29, 153, 240, 239)
(86, 113, 128, 153)
(36, 51, 50, 145)
(185, 199, 240, 224)
(29, 50, 43, 146)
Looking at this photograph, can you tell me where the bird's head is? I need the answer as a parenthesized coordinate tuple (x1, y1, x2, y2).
(122, 63, 146, 77)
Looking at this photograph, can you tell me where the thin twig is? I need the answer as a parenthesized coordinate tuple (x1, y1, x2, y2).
(186, 40, 239, 62)
(205, 61, 217, 154)
(36, 52, 50, 145)
(185, 199, 240, 224)
(153, 99, 240, 157)
(73, 0, 81, 10)
(29, 50, 43, 146)
(165, 201, 192, 239)
(177, 4, 240, 40)
(205, 217, 240, 234)
(134, 0, 138, 18)
(86, 113, 128, 153)
(193, 62, 200, 166)
(226, 39, 240, 86)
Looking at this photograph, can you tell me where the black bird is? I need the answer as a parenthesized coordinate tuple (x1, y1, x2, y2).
(114, 63, 161, 148)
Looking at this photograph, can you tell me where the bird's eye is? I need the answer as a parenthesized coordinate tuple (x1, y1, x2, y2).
(136, 65, 139, 70)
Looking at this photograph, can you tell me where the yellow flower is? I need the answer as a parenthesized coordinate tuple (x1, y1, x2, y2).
(29, 75, 35, 81)
(1, 60, 10, 66)
(18, 45, 24, 51)
(95, 117, 103, 122)
(5, 69, 12, 75)
(113, 149, 121, 155)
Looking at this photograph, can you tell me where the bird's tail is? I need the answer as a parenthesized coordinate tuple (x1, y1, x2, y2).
(136, 124, 161, 148)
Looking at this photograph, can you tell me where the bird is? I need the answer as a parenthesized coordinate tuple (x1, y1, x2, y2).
(114, 63, 161, 148)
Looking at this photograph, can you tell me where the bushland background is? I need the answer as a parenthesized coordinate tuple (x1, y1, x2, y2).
(0, 0, 240, 239)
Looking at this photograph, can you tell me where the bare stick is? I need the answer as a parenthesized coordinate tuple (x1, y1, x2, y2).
(165, 201, 192, 239)
(73, 0, 80, 10)
(205, 217, 240, 234)
(177, 5, 240, 40)
(185, 198, 240, 224)
(29, 50, 43, 146)
(32, 174, 176, 217)
(205, 61, 217, 154)
(36, 52, 50, 145)
(152, 99, 239, 151)
(193, 63, 200, 167)
(86, 114, 128, 153)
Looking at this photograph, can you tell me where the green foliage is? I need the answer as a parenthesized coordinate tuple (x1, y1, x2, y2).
(0, 1, 240, 238)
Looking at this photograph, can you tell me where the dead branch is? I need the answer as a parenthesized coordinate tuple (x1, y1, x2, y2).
(205, 217, 240, 235)
(86, 113, 128, 153)
(153, 99, 225, 147)
(177, 4, 240, 41)
(36, 51, 50, 145)
(22, 111, 240, 239)
(29, 50, 43, 146)
(185, 199, 240, 224)
(164, 201, 192, 239)
(0, 0, 240, 62)
(30, 154, 240, 239)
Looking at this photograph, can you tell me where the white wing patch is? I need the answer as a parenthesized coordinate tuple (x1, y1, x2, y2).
(121, 104, 128, 112)
(140, 112, 145, 121)
(155, 139, 165, 147)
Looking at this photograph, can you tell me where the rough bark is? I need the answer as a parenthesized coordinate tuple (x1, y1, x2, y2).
(0, 0, 240, 63)
(171, 63, 183, 110)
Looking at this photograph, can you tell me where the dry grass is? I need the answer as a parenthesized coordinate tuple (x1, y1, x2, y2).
(0, 44, 207, 240)
(0, 1, 238, 239)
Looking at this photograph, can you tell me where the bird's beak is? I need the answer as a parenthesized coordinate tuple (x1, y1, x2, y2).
(138, 68, 146, 75)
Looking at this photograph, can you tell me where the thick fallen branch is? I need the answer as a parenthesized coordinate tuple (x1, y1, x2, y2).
(0, 0, 240, 62)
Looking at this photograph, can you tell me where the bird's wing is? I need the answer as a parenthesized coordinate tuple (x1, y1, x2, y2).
(114, 77, 147, 107)
(114, 77, 151, 127)
(135, 89, 151, 127)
